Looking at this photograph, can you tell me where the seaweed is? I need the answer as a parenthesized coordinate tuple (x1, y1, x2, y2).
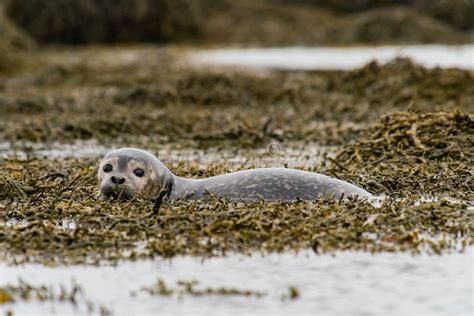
(0, 279, 111, 313)
(0, 136, 471, 265)
(0, 45, 472, 266)
(326, 111, 474, 199)
(0, 52, 472, 148)
(139, 278, 266, 298)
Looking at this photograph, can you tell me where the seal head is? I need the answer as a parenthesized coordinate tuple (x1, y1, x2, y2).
(97, 148, 173, 200)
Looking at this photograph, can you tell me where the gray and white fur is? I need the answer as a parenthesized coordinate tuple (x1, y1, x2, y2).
(98, 148, 373, 202)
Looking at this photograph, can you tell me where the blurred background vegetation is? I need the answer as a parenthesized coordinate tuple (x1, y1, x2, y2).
(0, 0, 472, 149)
(1, 0, 472, 48)
(1, 0, 472, 75)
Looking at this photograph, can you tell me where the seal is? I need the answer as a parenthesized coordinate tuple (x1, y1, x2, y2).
(97, 148, 373, 202)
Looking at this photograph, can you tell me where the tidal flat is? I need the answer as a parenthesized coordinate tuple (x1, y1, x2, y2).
(0, 45, 473, 314)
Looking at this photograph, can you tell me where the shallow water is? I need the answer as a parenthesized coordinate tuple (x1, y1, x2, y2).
(1, 250, 472, 315)
(192, 45, 474, 70)
(0, 141, 110, 159)
(0, 141, 334, 168)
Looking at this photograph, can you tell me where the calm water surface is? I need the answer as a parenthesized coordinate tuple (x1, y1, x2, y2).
(0, 250, 472, 315)
(191, 45, 474, 71)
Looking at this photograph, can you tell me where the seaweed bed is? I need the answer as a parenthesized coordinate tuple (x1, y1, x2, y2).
(327, 111, 473, 200)
(0, 49, 472, 147)
(0, 113, 472, 264)
(0, 46, 473, 265)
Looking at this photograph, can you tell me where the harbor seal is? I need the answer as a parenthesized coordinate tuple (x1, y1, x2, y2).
(97, 148, 373, 202)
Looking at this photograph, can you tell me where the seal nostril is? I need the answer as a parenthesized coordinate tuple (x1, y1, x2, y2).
(111, 176, 125, 185)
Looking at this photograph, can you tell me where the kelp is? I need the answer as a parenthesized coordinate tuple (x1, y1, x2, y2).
(0, 129, 472, 265)
(0, 44, 472, 266)
(326, 111, 474, 199)
(0, 54, 472, 148)
(138, 278, 266, 298)
(0, 279, 111, 314)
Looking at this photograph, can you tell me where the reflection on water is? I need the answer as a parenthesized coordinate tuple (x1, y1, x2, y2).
(1, 250, 472, 315)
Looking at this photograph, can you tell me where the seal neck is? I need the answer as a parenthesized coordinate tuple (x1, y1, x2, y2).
(167, 173, 200, 200)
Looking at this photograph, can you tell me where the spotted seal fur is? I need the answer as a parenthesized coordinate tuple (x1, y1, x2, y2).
(98, 148, 373, 201)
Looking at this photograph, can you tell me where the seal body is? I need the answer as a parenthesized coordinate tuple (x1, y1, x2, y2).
(98, 148, 373, 201)
(170, 168, 372, 201)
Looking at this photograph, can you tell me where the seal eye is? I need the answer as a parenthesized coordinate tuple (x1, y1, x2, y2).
(103, 164, 113, 173)
(133, 168, 145, 177)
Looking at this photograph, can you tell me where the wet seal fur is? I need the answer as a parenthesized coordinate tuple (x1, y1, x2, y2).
(98, 148, 373, 202)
